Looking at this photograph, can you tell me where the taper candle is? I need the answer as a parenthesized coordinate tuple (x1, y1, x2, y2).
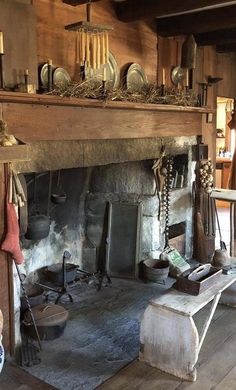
(186, 69, 189, 87)
(103, 67, 106, 82)
(0, 32, 4, 54)
(162, 68, 166, 85)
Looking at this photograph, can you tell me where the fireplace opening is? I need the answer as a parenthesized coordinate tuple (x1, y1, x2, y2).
(14, 151, 195, 387)
(20, 154, 192, 283)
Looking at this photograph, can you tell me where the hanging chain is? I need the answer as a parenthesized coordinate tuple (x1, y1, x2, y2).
(161, 157, 173, 249)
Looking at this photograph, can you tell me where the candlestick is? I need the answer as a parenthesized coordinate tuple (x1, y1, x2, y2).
(102, 80, 106, 99)
(162, 68, 166, 85)
(47, 59, 52, 92)
(161, 84, 165, 96)
(0, 54, 4, 89)
(0, 32, 4, 54)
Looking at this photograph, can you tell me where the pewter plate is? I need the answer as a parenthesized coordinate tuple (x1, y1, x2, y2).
(85, 52, 120, 89)
(171, 66, 185, 85)
(40, 63, 56, 87)
(53, 67, 71, 87)
(126, 63, 148, 92)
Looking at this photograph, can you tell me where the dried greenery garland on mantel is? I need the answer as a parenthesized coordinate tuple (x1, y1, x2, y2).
(50, 79, 198, 107)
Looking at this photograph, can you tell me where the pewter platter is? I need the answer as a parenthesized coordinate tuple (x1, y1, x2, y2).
(171, 66, 185, 85)
(126, 63, 148, 92)
(85, 52, 120, 89)
(53, 67, 71, 87)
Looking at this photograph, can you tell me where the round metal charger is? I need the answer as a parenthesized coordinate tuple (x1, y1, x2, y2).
(85, 52, 120, 90)
(126, 63, 148, 92)
(171, 66, 185, 85)
(53, 67, 71, 87)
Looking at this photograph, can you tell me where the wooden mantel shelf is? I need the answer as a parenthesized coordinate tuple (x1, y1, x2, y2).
(0, 91, 214, 142)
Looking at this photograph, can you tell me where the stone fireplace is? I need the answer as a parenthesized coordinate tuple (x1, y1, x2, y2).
(11, 135, 197, 346)
(0, 91, 214, 355)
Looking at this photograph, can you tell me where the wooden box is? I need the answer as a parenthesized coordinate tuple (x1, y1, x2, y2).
(0, 139, 30, 163)
(173, 266, 222, 295)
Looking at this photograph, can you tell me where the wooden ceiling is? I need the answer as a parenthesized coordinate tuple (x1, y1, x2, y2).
(113, 0, 236, 53)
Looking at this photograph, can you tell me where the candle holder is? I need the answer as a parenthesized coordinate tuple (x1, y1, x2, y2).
(199, 83, 208, 107)
(47, 62, 53, 92)
(161, 84, 165, 96)
(24, 73, 29, 90)
(0, 53, 5, 90)
(101, 80, 106, 100)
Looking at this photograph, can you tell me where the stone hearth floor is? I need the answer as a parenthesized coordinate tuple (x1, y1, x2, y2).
(23, 277, 172, 390)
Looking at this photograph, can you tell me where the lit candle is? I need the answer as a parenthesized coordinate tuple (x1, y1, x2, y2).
(0, 31, 4, 54)
(24, 69, 29, 76)
(162, 68, 166, 85)
(186, 69, 189, 87)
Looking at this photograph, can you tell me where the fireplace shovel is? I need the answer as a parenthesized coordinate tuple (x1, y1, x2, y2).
(15, 264, 42, 366)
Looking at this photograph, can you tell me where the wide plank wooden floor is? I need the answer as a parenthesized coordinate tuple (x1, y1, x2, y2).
(98, 303, 236, 390)
(0, 361, 57, 390)
(1, 302, 236, 390)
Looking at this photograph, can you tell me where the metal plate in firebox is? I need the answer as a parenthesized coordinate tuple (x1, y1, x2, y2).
(106, 202, 142, 279)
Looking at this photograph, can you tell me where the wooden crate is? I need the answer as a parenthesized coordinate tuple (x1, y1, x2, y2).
(0, 139, 30, 163)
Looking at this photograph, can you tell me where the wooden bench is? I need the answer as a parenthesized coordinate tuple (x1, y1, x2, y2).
(139, 273, 236, 381)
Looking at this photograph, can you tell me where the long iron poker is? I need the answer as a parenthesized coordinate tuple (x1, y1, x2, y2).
(15, 263, 42, 351)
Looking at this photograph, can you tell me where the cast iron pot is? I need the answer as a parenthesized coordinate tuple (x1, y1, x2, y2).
(51, 193, 67, 204)
(20, 284, 45, 312)
(23, 303, 69, 341)
(25, 214, 50, 240)
(45, 263, 78, 285)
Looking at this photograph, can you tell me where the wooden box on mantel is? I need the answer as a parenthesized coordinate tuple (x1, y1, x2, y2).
(0, 139, 30, 163)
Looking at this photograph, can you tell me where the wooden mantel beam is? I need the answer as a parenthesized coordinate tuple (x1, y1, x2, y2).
(195, 28, 236, 46)
(156, 5, 236, 36)
(115, 0, 236, 22)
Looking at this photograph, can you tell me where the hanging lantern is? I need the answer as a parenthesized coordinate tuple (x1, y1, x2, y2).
(65, 1, 112, 74)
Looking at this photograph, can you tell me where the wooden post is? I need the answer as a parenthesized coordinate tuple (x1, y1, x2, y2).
(0, 163, 15, 355)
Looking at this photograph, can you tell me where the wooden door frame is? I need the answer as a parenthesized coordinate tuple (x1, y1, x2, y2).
(0, 163, 15, 355)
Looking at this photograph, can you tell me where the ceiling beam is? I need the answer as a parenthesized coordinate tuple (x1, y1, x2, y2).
(156, 5, 236, 36)
(216, 43, 236, 53)
(115, 0, 236, 22)
(195, 28, 236, 46)
(62, 0, 100, 6)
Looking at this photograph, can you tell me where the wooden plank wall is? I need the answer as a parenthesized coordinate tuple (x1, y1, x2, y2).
(34, 0, 157, 83)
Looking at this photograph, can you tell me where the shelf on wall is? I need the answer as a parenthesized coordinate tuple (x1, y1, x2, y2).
(0, 139, 30, 163)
